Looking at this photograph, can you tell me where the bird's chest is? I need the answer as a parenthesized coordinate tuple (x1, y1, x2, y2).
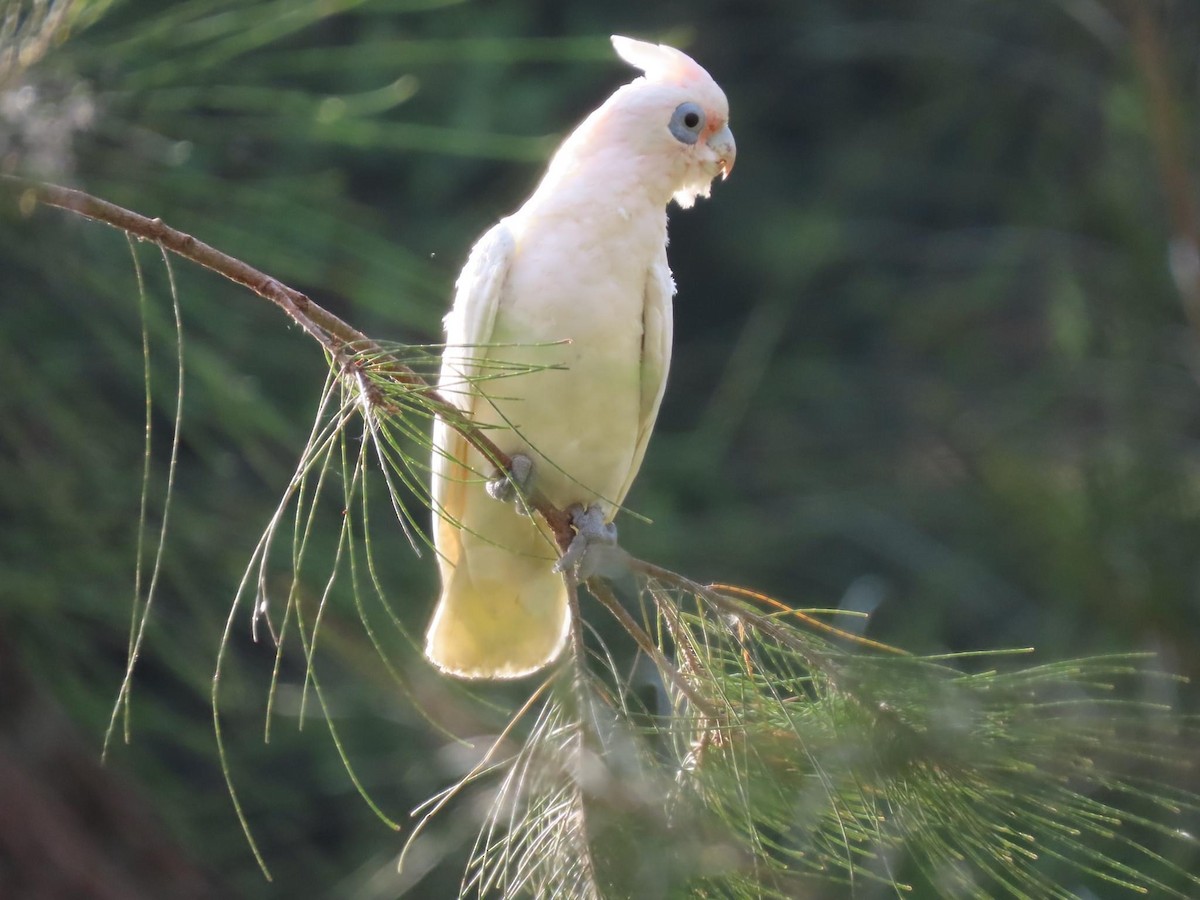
(478, 210, 665, 504)
(495, 211, 661, 376)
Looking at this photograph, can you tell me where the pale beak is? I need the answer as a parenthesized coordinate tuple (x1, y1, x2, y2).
(709, 125, 736, 179)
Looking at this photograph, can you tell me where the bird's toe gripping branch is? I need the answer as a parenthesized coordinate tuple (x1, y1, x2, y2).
(553, 503, 627, 580)
(486, 453, 535, 513)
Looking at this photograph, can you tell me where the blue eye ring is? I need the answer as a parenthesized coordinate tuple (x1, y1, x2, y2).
(669, 102, 706, 144)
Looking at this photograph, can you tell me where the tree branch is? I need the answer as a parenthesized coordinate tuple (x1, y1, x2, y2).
(2, 174, 576, 551)
(4, 174, 911, 725)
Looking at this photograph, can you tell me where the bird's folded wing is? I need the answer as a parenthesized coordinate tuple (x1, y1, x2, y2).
(431, 222, 516, 563)
(616, 255, 674, 507)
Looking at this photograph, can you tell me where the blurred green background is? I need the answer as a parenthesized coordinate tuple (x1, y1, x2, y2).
(2, 0, 1199, 896)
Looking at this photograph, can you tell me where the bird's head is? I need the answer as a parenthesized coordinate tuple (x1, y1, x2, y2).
(607, 35, 736, 209)
(540, 36, 735, 211)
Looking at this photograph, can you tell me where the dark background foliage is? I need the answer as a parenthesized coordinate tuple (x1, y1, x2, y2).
(2, 0, 1198, 896)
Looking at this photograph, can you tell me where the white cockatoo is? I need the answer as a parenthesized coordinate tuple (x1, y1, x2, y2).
(426, 35, 735, 678)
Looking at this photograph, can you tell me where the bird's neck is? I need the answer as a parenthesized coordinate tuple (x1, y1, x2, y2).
(522, 175, 669, 250)
(532, 128, 683, 214)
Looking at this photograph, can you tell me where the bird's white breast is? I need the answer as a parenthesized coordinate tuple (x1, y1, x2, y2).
(476, 199, 667, 513)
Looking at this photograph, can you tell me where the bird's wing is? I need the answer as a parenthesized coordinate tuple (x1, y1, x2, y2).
(615, 254, 675, 507)
(431, 221, 516, 563)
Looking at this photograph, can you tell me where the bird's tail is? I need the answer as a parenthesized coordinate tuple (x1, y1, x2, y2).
(424, 560, 569, 679)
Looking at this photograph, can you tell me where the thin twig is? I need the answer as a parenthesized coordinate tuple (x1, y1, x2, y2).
(586, 579, 721, 719)
(629, 557, 850, 685)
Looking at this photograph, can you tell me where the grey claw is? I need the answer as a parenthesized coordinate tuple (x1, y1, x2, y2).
(487, 453, 534, 513)
(554, 503, 624, 579)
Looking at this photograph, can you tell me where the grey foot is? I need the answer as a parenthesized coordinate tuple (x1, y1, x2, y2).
(553, 503, 626, 579)
(486, 453, 534, 513)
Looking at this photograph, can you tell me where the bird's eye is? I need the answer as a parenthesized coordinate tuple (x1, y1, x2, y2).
(669, 102, 706, 145)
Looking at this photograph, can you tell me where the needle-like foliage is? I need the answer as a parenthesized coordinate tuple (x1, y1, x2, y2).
(331, 373, 1199, 898)
(420, 586, 1194, 896)
(0, 0, 110, 90)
